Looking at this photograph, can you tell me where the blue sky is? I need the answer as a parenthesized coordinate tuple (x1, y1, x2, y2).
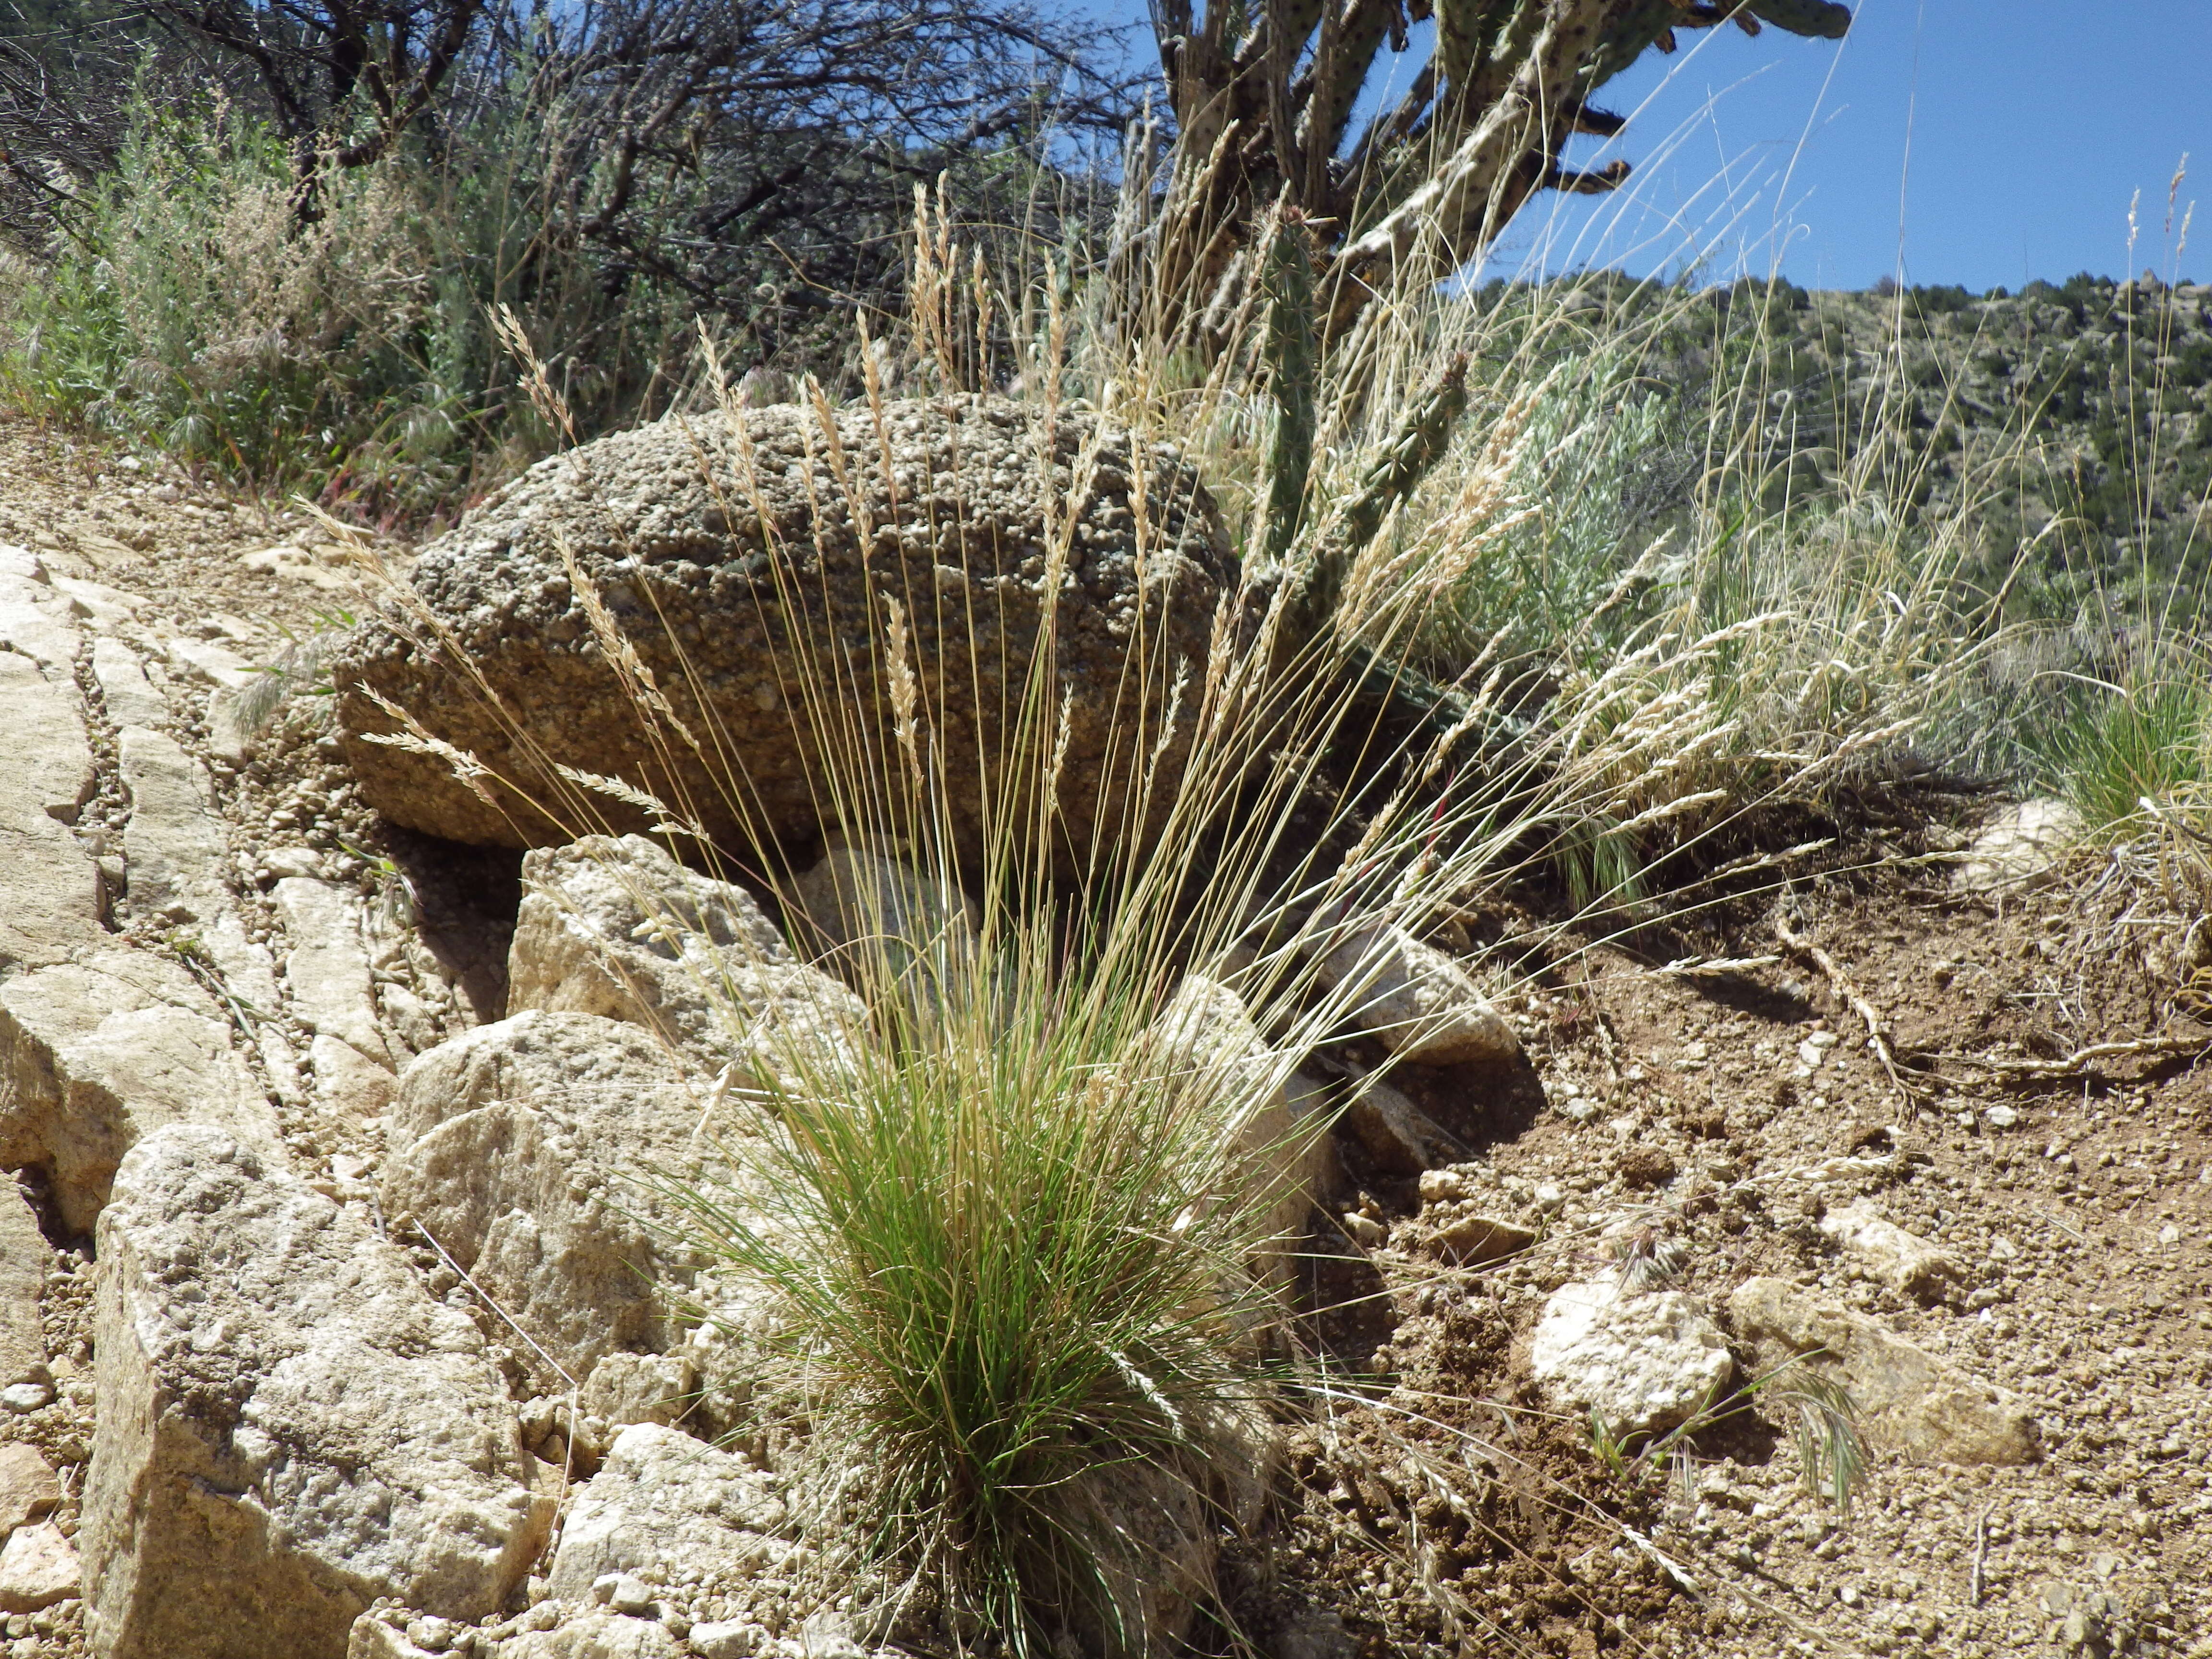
(1103, 1, 2211, 291)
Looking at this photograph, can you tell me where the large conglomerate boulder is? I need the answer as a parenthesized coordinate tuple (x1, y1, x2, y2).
(330, 397, 1239, 865)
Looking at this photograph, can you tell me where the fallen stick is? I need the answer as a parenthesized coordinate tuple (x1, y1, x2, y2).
(1775, 911, 1922, 1117)
(1922, 1033, 2212, 1079)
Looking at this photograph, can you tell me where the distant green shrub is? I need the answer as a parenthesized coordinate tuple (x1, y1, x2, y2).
(0, 94, 695, 517)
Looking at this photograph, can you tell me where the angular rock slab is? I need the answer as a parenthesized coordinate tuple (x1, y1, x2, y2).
(1528, 1279, 1733, 1435)
(545, 1424, 787, 1601)
(1818, 1202, 1960, 1302)
(0, 1182, 50, 1391)
(383, 1011, 753, 1385)
(0, 643, 100, 975)
(0, 951, 283, 1233)
(1316, 926, 1519, 1068)
(1729, 1277, 2036, 1466)
(85, 1126, 551, 1659)
(506, 835, 866, 1082)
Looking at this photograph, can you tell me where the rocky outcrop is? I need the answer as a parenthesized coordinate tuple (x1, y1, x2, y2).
(381, 1011, 745, 1386)
(1728, 1276, 2037, 1465)
(1528, 1279, 1733, 1435)
(505, 836, 867, 1082)
(84, 1126, 551, 1659)
(329, 397, 1238, 865)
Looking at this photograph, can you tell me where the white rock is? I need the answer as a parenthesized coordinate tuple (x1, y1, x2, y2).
(1984, 1104, 2019, 1130)
(0, 644, 100, 972)
(84, 1126, 552, 1659)
(0, 1521, 78, 1612)
(1729, 1277, 2036, 1465)
(1818, 1202, 1960, 1301)
(0, 1382, 49, 1412)
(1315, 925, 1519, 1067)
(0, 1184, 48, 1393)
(275, 877, 399, 1068)
(160, 634, 258, 690)
(117, 726, 230, 925)
(1954, 797, 2081, 891)
(597, 1575, 655, 1615)
(1528, 1279, 1733, 1435)
(545, 1425, 785, 1602)
(0, 548, 85, 672)
(383, 1011, 756, 1384)
(506, 835, 866, 1082)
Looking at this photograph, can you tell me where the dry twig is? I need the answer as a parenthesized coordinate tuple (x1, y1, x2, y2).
(1775, 910, 1922, 1116)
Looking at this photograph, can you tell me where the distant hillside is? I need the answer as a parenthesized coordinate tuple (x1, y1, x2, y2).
(1477, 270, 2212, 620)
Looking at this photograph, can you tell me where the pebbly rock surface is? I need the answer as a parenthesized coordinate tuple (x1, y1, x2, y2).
(329, 397, 1239, 865)
(381, 1010, 745, 1387)
(84, 1125, 552, 1659)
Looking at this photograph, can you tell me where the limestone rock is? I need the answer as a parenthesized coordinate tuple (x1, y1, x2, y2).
(0, 1443, 60, 1535)
(544, 1425, 787, 1602)
(0, 644, 99, 974)
(118, 726, 229, 925)
(383, 1011, 751, 1384)
(502, 1611, 684, 1659)
(84, 1126, 551, 1659)
(1340, 1075, 1459, 1175)
(274, 877, 399, 1069)
(1528, 1280, 1733, 1435)
(579, 1353, 696, 1431)
(0, 1183, 48, 1391)
(89, 637, 168, 731)
(0, 951, 284, 1232)
(329, 398, 1238, 866)
(1954, 797, 2080, 891)
(1316, 926, 1518, 1068)
(1149, 976, 1332, 1280)
(0, 1521, 78, 1612)
(506, 835, 865, 1080)
(1818, 1202, 1960, 1301)
(788, 837, 978, 969)
(1728, 1277, 2036, 1465)
(0, 546, 86, 673)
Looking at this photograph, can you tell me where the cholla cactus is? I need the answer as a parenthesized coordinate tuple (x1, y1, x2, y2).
(1139, 0, 1849, 352)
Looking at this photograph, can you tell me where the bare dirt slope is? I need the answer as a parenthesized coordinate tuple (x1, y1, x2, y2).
(1, 413, 2209, 1659)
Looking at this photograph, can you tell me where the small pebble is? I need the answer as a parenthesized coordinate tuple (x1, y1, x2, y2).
(0, 1384, 52, 1414)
